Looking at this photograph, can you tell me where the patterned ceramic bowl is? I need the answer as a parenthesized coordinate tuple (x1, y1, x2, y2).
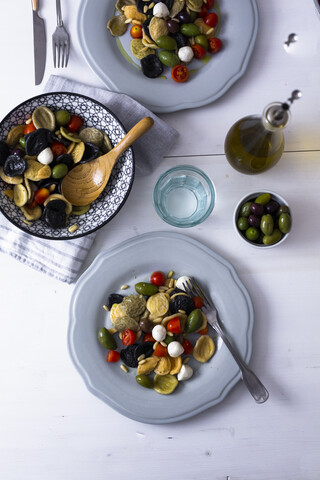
(0, 92, 134, 240)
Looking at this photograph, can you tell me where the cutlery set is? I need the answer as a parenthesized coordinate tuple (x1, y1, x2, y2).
(31, 0, 70, 85)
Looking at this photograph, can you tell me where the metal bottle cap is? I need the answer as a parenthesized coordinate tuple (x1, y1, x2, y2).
(263, 90, 302, 129)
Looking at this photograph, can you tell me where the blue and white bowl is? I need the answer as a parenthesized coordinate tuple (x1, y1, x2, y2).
(0, 92, 134, 240)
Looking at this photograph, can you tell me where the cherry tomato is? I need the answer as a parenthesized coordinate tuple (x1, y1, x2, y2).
(192, 295, 204, 309)
(121, 329, 137, 346)
(51, 141, 67, 158)
(191, 44, 206, 60)
(206, 0, 215, 8)
(130, 24, 143, 39)
(167, 317, 181, 334)
(153, 343, 168, 357)
(143, 333, 156, 343)
(182, 338, 194, 355)
(67, 115, 83, 132)
(208, 37, 222, 54)
(198, 325, 209, 335)
(106, 350, 121, 362)
(171, 64, 189, 83)
(150, 271, 166, 286)
(204, 12, 218, 28)
(24, 121, 36, 135)
(34, 188, 50, 205)
(197, 4, 208, 18)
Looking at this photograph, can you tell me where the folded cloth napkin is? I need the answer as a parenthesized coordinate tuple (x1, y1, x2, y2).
(0, 75, 178, 283)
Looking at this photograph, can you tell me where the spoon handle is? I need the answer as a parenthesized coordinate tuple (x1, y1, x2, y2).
(111, 117, 154, 160)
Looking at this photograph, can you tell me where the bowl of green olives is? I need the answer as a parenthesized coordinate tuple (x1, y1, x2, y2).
(233, 191, 292, 248)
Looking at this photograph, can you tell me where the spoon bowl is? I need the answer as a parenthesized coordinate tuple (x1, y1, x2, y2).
(61, 116, 154, 206)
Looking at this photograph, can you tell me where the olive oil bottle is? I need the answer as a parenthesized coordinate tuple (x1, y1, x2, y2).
(224, 90, 301, 174)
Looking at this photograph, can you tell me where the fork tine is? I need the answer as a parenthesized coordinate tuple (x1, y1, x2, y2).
(53, 43, 57, 68)
(65, 42, 70, 67)
(192, 278, 212, 308)
(61, 42, 65, 68)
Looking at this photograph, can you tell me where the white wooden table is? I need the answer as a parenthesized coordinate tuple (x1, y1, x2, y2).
(1, 1, 320, 479)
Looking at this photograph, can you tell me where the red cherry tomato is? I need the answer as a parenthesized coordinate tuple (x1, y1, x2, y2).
(150, 271, 166, 286)
(182, 338, 194, 355)
(167, 317, 181, 334)
(153, 343, 168, 357)
(143, 333, 156, 343)
(106, 350, 121, 362)
(67, 115, 83, 132)
(121, 329, 137, 346)
(50, 141, 67, 158)
(24, 121, 36, 135)
(198, 325, 209, 335)
(130, 24, 143, 38)
(191, 44, 206, 60)
(206, 0, 215, 8)
(204, 12, 218, 28)
(171, 64, 189, 83)
(208, 37, 222, 54)
(197, 4, 208, 18)
(34, 188, 50, 205)
(192, 295, 204, 309)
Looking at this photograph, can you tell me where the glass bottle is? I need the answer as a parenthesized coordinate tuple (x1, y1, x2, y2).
(224, 90, 301, 174)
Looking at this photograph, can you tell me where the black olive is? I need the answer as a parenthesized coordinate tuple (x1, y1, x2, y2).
(43, 199, 67, 229)
(107, 293, 124, 310)
(120, 344, 141, 368)
(141, 54, 163, 79)
(0, 141, 9, 166)
(50, 133, 70, 147)
(54, 153, 73, 168)
(142, 17, 152, 36)
(170, 293, 194, 315)
(37, 178, 60, 189)
(25, 128, 51, 156)
(135, 342, 154, 359)
(3, 154, 27, 177)
(79, 142, 100, 163)
(169, 287, 185, 296)
(170, 32, 188, 49)
(136, 0, 153, 12)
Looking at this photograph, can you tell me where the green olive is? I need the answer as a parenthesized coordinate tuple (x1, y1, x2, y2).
(245, 227, 259, 241)
(18, 137, 26, 148)
(195, 34, 209, 50)
(278, 213, 291, 233)
(180, 23, 200, 37)
(240, 201, 252, 217)
(260, 214, 274, 236)
(98, 327, 117, 350)
(136, 374, 153, 389)
(277, 205, 290, 216)
(55, 110, 71, 126)
(156, 36, 177, 50)
(164, 334, 175, 345)
(135, 282, 158, 296)
(255, 193, 271, 205)
(158, 50, 180, 67)
(52, 163, 68, 179)
(185, 309, 203, 333)
(237, 216, 249, 231)
(262, 228, 283, 246)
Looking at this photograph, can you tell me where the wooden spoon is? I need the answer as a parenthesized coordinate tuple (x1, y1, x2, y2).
(61, 116, 154, 206)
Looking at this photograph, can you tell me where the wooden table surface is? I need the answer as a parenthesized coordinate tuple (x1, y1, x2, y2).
(1, 1, 320, 479)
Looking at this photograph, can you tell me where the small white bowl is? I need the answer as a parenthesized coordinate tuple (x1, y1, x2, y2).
(233, 191, 291, 248)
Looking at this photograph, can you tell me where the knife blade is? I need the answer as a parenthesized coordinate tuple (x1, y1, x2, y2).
(31, 0, 46, 85)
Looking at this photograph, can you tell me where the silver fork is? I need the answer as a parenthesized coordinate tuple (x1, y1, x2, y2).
(52, 0, 70, 68)
(183, 278, 269, 404)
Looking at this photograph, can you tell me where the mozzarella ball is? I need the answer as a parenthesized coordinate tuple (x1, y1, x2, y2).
(178, 46, 194, 63)
(168, 341, 184, 358)
(37, 147, 54, 165)
(177, 364, 194, 381)
(153, 2, 170, 18)
(152, 324, 167, 342)
(176, 275, 192, 291)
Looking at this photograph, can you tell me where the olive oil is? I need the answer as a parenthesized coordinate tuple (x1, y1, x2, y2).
(224, 114, 285, 174)
(224, 91, 301, 175)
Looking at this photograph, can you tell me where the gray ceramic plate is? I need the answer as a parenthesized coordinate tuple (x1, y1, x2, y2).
(77, 0, 258, 113)
(68, 232, 253, 424)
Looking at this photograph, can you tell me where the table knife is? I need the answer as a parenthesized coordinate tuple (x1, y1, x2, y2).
(32, 0, 46, 85)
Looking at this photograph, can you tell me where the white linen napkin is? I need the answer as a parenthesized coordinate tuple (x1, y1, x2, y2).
(0, 75, 178, 283)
